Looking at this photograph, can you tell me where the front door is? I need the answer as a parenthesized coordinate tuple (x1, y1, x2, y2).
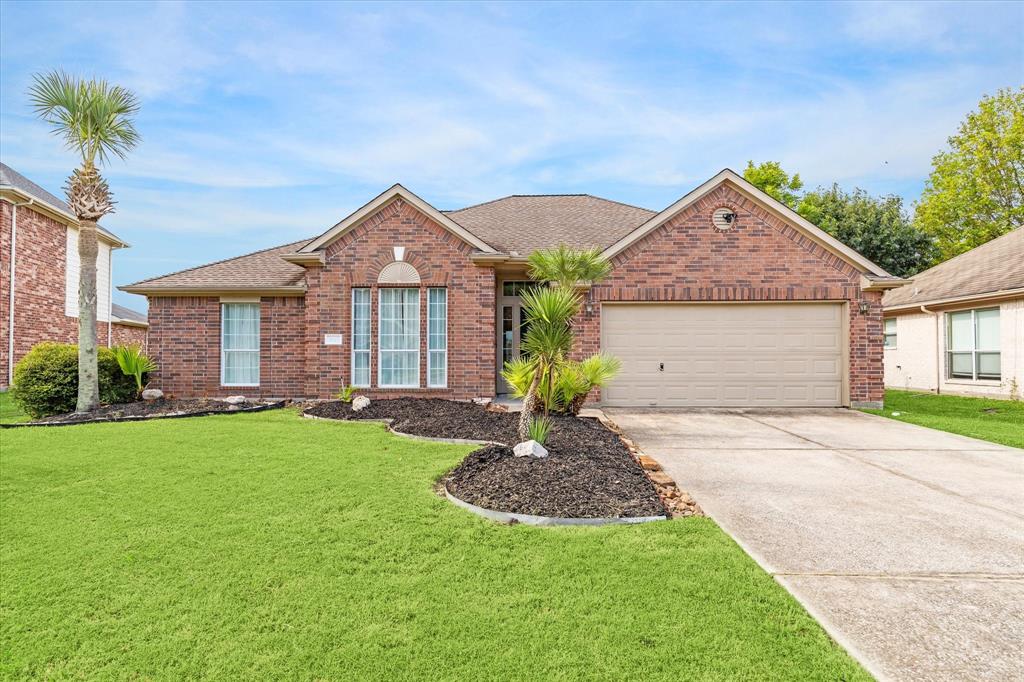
(496, 280, 538, 394)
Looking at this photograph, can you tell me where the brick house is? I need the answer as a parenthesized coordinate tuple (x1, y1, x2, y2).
(122, 169, 908, 408)
(1, 163, 148, 388)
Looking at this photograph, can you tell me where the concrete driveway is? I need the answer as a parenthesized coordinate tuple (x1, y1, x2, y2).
(605, 408, 1024, 682)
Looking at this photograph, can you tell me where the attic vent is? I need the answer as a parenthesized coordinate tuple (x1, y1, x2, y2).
(712, 207, 737, 231)
(378, 261, 421, 284)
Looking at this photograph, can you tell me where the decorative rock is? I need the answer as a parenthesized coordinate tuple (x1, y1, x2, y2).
(637, 455, 662, 471)
(648, 471, 674, 487)
(224, 395, 247, 405)
(472, 397, 492, 406)
(513, 440, 549, 458)
(351, 396, 371, 412)
(141, 388, 164, 401)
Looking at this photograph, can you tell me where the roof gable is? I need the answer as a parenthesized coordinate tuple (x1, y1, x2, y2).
(601, 169, 892, 277)
(300, 184, 496, 254)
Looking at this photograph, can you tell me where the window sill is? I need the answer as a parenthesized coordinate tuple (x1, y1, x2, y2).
(221, 384, 260, 388)
(944, 379, 1002, 386)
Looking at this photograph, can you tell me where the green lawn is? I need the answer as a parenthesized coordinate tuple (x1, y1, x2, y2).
(864, 389, 1024, 449)
(0, 409, 868, 680)
(0, 391, 28, 424)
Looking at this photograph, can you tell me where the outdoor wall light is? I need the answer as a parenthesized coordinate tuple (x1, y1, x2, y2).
(858, 301, 871, 314)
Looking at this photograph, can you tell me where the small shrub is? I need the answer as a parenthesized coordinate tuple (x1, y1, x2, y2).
(527, 416, 552, 446)
(335, 385, 356, 403)
(113, 344, 157, 394)
(11, 343, 139, 418)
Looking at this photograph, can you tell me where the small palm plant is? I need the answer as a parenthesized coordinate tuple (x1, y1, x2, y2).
(335, 385, 356, 403)
(505, 245, 619, 441)
(113, 344, 157, 396)
(29, 71, 141, 413)
(556, 353, 622, 416)
(526, 416, 552, 446)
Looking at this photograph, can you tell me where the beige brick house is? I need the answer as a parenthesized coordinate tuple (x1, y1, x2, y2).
(122, 169, 906, 408)
(0, 163, 148, 388)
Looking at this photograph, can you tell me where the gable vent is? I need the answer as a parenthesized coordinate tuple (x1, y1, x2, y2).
(378, 261, 421, 284)
(712, 207, 736, 231)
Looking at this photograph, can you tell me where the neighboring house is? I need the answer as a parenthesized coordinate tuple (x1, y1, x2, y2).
(122, 169, 907, 408)
(883, 228, 1023, 400)
(0, 163, 148, 388)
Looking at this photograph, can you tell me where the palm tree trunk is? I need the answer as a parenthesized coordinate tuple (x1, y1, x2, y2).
(518, 367, 542, 441)
(76, 220, 100, 413)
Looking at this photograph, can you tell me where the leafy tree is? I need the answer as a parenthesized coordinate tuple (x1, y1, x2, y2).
(743, 160, 804, 208)
(797, 186, 937, 277)
(914, 87, 1023, 261)
(29, 71, 141, 413)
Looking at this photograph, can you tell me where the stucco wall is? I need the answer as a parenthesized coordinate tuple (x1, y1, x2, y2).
(884, 298, 1023, 400)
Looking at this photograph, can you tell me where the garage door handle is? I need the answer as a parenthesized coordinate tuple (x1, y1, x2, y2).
(659, 362, 664, 372)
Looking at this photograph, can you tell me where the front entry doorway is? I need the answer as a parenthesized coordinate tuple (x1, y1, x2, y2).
(495, 280, 541, 394)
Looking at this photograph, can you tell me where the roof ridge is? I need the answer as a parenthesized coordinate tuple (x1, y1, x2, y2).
(912, 226, 1022, 278)
(444, 193, 656, 214)
(126, 237, 314, 287)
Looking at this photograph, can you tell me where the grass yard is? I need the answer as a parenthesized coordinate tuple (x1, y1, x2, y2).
(0, 391, 28, 424)
(864, 389, 1024, 449)
(0, 409, 868, 680)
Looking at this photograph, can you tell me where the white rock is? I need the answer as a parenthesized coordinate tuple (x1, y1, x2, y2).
(141, 388, 164, 401)
(352, 395, 371, 412)
(513, 440, 548, 458)
(472, 397, 492, 406)
(892, 411, 901, 416)
(224, 395, 247, 405)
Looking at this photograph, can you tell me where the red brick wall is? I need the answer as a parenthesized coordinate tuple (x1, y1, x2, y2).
(145, 198, 495, 400)
(306, 197, 494, 400)
(146, 295, 304, 398)
(0, 200, 149, 388)
(110, 323, 148, 348)
(575, 182, 884, 405)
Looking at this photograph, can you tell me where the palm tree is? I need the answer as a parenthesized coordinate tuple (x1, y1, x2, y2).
(29, 71, 140, 413)
(509, 245, 616, 441)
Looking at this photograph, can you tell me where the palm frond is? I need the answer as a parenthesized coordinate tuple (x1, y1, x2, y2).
(528, 244, 612, 288)
(28, 70, 141, 167)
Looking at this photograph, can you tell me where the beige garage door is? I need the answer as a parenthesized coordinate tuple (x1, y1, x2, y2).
(601, 303, 844, 407)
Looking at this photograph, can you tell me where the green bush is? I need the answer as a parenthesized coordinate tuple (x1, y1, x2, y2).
(11, 342, 140, 418)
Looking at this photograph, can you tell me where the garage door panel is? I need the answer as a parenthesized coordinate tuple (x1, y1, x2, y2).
(602, 303, 844, 407)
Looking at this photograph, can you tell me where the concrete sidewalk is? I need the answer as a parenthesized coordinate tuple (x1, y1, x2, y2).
(606, 407, 1024, 682)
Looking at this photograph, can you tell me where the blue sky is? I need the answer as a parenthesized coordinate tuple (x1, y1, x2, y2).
(1, 1, 1021, 312)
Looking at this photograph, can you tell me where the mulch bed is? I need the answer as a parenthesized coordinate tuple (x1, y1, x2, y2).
(305, 398, 665, 519)
(9, 398, 286, 427)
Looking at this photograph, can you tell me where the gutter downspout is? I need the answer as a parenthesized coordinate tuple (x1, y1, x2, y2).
(7, 199, 34, 386)
(107, 247, 113, 347)
(921, 305, 940, 394)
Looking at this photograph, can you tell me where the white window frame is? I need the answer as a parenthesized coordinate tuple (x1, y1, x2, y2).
(351, 288, 371, 388)
(946, 307, 1000, 381)
(220, 302, 260, 387)
(883, 318, 897, 349)
(427, 288, 447, 388)
(378, 287, 420, 389)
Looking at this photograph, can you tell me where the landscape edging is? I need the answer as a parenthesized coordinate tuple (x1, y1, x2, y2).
(301, 410, 505, 446)
(444, 487, 667, 526)
(1, 400, 288, 429)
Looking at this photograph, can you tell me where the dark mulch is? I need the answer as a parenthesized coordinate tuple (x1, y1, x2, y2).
(21, 398, 283, 426)
(306, 398, 665, 519)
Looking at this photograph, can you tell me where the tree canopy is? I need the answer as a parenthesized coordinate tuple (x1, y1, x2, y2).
(913, 87, 1023, 261)
(742, 160, 804, 208)
(797, 185, 936, 278)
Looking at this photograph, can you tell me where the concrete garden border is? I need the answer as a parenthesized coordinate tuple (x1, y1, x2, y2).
(301, 410, 506, 446)
(444, 487, 667, 526)
(2, 400, 288, 428)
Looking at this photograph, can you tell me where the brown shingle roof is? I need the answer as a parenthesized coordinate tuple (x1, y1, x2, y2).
(123, 239, 312, 292)
(444, 194, 655, 254)
(884, 228, 1024, 308)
